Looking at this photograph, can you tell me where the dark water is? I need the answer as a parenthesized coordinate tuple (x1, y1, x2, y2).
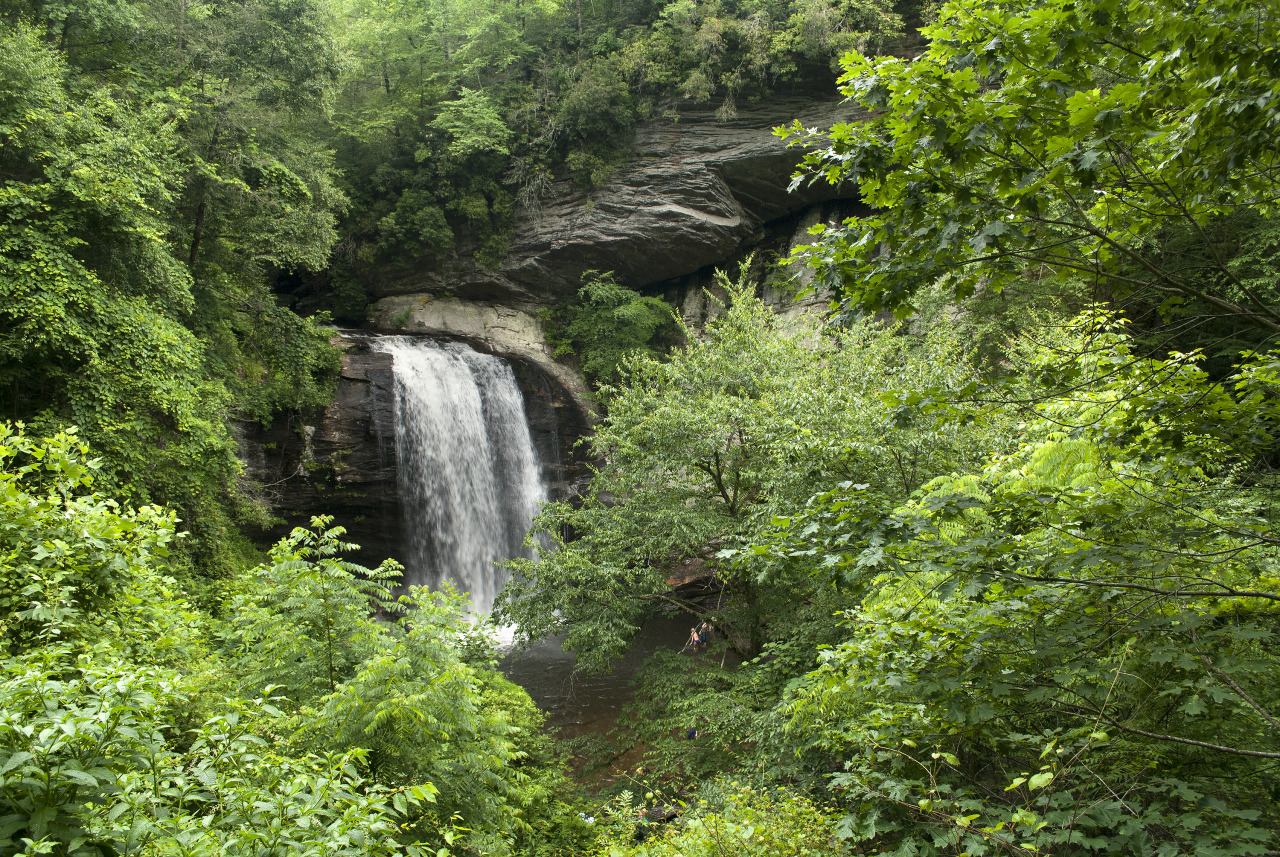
(361, 333, 701, 738)
(500, 615, 692, 737)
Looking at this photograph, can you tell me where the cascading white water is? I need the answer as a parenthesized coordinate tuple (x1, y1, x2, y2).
(371, 336, 546, 615)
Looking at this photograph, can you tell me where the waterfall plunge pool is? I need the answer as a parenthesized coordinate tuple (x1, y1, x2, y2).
(365, 333, 694, 744)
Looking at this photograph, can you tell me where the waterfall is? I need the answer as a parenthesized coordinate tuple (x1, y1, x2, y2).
(371, 336, 546, 615)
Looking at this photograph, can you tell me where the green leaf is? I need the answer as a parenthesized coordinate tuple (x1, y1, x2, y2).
(1027, 772, 1053, 791)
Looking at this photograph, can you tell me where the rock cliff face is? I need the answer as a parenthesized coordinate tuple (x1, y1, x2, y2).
(245, 95, 864, 563)
(499, 97, 867, 299)
(361, 93, 867, 417)
(367, 95, 865, 307)
(235, 335, 593, 563)
(235, 342, 403, 561)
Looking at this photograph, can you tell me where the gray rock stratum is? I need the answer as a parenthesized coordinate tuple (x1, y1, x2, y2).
(368, 95, 866, 306)
(499, 96, 866, 298)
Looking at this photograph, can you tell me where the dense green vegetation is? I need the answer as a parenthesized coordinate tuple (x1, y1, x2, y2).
(4, 0, 1280, 853)
(544, 270, 678, 387)
(504, 277, 1280, 853)
(0, 14, 342, 573)
(0, 427, 597, 855)
(498, 0, 1280, 853)
(327, 0, 923, 299)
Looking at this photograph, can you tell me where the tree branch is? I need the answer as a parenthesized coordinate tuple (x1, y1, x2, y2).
(1200, 656, 1280, 733)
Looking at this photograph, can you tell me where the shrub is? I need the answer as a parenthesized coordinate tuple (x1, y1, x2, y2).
(545, 271, 677, 388)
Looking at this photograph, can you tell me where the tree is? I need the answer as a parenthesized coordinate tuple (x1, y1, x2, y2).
(324, 0, 917, 290)
(0, 424, 179, 655)
(0, 17, 344, 571)
(221, 517, 574, 856)
(0, 659, 420, 857)
(0, 27, 233, 504)
(431, 88, 515, 157)
(0, 427, 421, 857)
(609, 781, 844, 857)
(755, 314, 1280, 854)
(544, 270, 677, 388)
(498, 266, 997, 671)
(781, 0, 1280, 333)
(0, 427, 585, 857)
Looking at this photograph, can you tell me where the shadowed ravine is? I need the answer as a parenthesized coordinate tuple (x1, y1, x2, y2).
(376, 335, 698, 772)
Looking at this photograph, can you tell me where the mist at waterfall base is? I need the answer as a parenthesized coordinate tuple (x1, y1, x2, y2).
(374, 335, 692, 736)
(373, 336, 545, 617)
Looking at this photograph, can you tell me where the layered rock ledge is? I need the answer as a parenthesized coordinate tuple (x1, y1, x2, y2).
(367, 95, 865, 306)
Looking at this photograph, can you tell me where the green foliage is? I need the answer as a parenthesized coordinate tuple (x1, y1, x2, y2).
(0, 655, 417, 857)
(565, 146, 628, 191)
(380, 190, 456, 260)
(220, 518, 403, 703)
(707, 2, 1280, 851)
(325, 0, 912, 291)
(0, 425, 178, 655)
(431, 89, 515, 158)
(0, 430, 591, 857)
(605, 781, 844, 857)
(500, 263, 999, 672)
(621, 587, 853, 784)
(17, 1, 1280, 855)
(0, 20, 343, 573)
(221, 516, 583, 856)
(0, 430, 425, 857)
(0, 27, 235, 551)
(751, 315, 1280, 854)
(545, 271, 677, 387)
(782, 0, 1280, 333)
(533, 4, 1280, 855)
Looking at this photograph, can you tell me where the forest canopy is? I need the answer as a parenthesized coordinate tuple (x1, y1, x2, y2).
(2, 0, 1280, 854)
(504, 0, 1280, 852)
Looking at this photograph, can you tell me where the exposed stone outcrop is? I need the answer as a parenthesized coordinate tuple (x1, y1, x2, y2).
(235, 332, 593, 562)
(658, 199, 865, 334)
(366, 296, 595, 423)
(501, 97, 865, 298)
(366, 96, 864, 306)
(235, 340, 404, 562)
